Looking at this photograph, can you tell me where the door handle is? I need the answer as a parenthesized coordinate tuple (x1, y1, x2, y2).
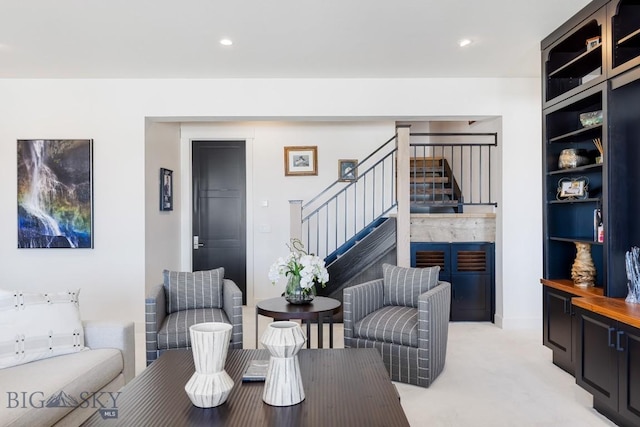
(193, 236, 204, 250)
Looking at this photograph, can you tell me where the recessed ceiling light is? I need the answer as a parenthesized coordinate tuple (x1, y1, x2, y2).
(459, 39, 472, 47)
(220, 38, 233, 46)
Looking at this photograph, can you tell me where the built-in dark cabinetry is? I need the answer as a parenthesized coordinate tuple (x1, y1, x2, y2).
(542, 0, 640, 299)
(543, 3, 640, 425)
(543, 5, 606, 107)
(609, 0, 640, 77)
(542, 285, 576, 374)
(411, 242, 494, 321)
(574, 306, 640, 427)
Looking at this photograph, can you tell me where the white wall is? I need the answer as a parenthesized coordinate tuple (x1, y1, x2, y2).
(0, 78, 542, 329)
(145, 121, 182, 289)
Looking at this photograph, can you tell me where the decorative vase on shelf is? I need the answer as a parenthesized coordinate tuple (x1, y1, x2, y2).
(626, 246, 640, 303)
(261, 321, 306, 406)
(184, 322, 234, 408)
(571, 242, 596, 288)
(284, 274, 316, 305)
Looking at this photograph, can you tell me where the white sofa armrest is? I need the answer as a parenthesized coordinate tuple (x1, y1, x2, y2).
(83, 320, 135, 384)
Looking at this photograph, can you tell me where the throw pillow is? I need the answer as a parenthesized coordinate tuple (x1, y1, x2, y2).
(163, 268, 224, 313)
(0, 289, 85, 369)
(382, 263, 440, 307)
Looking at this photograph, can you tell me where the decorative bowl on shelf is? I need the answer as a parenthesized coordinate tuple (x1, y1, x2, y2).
(579, 110, 603, 127)
(558, 148, 590, 169)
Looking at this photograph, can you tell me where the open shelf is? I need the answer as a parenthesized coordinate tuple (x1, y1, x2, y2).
(549, 236, 604, 245)
(549, 124, 603, 143)
(618, 27, 640, 45)
(548, 163, 603, 176)
(549, 197, 601, 205)
(548, 45, 603, 78)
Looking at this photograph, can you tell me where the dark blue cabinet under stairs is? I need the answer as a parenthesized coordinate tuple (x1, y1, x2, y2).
(411, 242, 495, 322)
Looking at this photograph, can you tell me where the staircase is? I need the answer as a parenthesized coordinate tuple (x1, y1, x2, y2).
(409, 157, 463, 214)
(317, 217, 396, 321)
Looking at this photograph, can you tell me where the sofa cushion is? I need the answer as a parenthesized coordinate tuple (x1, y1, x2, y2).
(0, 289, 85, 369)
(157, 308, 230, 350)
(353, 305, 418, 347)
(382, 264, 440, 307)
(0, 348, 123, 427)
(163, 268, 224, 313)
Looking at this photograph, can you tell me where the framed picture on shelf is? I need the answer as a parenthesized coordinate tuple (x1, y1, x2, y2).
(338, 159, 358, 181)
(586, 36, 600, 51)
(557, 176, 589, 200)
(284, 146, 318, 176)
(160, 168, 173, 211)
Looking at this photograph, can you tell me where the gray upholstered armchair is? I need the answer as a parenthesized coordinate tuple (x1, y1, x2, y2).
(343, 263, 451, 387)
(145, 268, 243, 365)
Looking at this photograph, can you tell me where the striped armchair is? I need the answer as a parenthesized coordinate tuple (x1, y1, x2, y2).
(343, 264, 451, 388)
(145, 270, 243, 366)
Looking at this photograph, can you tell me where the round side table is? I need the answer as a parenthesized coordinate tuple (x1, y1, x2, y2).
(255, 296, 341, 349)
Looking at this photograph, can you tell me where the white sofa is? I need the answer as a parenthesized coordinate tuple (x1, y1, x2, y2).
(0, 320, 135, 427)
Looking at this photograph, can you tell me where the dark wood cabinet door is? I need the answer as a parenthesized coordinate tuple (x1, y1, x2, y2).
(576, 308, 618, 411)
(618, 322, 640, 424)
(543, 287, 574, 373)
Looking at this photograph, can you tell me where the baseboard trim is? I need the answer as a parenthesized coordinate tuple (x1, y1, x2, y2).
(494, 314, 540, 330)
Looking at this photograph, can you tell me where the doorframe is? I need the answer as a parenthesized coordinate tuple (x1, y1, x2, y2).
(179, 134, 255, 306)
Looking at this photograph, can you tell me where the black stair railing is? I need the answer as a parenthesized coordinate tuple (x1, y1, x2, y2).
(301, 135, 398, 260)
(409, 132, 498, 212)
(297, 131, 498, 261)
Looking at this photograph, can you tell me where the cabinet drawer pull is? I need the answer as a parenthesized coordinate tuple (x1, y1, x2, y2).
(616, 330, 625, 352)
(608, 327, 616, 348)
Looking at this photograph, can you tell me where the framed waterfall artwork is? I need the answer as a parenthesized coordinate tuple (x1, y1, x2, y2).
(17, 139, 94, 248)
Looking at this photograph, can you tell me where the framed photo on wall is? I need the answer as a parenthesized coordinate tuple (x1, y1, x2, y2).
(160, 168, 173, 211)
(338, 159, 358, 181)
(284, 146, 318, 176)
(17, 139, 94, 248)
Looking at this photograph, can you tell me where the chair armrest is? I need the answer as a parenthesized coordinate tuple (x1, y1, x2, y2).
(145, 284, 166, 365)
(343, 279, 384, 339)
(222, 279, 243, 349)
(83, 320, 135, 384)
(417, 281, 451, 341)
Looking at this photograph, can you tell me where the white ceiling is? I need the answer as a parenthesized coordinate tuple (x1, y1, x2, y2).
(0, 0, 592, 79)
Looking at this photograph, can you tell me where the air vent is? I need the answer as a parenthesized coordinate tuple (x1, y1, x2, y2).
(415, 250, 445, 269)
(456, 251, 486, 272)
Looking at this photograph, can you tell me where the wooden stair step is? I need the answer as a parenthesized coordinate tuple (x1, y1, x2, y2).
(410, 157, 443, 167)
(410, 176, 449, 184)
(410, 187, 454, 195)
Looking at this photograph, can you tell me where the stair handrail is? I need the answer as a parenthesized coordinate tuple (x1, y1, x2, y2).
(298, 133, 399, 260)
(302, 134, 397, 210)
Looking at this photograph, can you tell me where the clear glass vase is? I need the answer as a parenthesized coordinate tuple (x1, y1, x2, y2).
(284, 274, 316, 304)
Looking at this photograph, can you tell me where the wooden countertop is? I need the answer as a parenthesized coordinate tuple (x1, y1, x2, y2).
(542, 279, 640, 329)
(540, 279, 604, 298)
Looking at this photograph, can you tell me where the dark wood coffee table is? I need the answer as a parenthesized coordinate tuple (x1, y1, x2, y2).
(83, 348, 409, 426)
(255, 296, 341, 348)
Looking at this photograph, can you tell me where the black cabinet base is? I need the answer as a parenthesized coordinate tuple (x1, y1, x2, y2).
(552, 353, 575, 376)
(594, 398, 636, 427)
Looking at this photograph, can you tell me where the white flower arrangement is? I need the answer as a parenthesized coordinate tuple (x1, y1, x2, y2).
(269, 239, 329, 291)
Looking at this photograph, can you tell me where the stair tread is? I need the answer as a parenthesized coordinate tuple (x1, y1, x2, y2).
(410, 177, 449, 183)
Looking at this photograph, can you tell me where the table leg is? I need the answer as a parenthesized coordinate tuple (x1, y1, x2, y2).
(306, 321, 311, 349)
(255, 310, 259, 349)
(329, 314, 334, 348)
(318, 314, 324, 349)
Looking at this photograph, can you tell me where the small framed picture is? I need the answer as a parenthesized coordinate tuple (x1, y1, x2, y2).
(338, 159, 358, 181)
(557, 177, 589, 200)
(284, 146, 318, 176)
(160, 168, 173, 211)
(586, 36, 600, 51)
